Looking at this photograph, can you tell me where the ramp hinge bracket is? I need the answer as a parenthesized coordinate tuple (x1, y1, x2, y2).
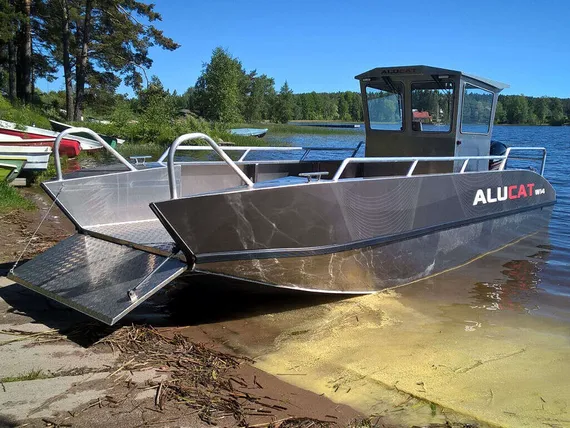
(127, 246, 180, 303)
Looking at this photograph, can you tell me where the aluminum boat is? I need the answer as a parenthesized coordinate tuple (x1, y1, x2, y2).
(8, 66, 556, 325)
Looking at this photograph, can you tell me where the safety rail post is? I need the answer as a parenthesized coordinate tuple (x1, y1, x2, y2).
(54, 127, 135, 181)
(406, 160, 419, 177)
(332, 155, 514, 182)
(167, 133, 254, 199)
(499, 147, 547, 176)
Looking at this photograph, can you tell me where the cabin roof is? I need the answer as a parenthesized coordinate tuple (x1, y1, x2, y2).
(355, 65, 509, 91)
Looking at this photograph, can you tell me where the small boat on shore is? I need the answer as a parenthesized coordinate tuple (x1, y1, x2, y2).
(0, 119, 102, 151)
(0, 130, 80, 157)
(229, 128, 268, 138)
(0, 156, 26, 182)
(49, 119, 125, 147)
(9, 66, 556, 326)
(0, 145, 51, 170)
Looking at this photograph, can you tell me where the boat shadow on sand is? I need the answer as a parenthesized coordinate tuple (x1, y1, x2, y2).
(0, 265, 347, 347)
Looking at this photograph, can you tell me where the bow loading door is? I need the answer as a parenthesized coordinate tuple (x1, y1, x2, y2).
(8, 234, 187, 325)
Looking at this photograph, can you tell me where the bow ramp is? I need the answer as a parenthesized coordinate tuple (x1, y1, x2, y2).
(10, 234, 186, 325)
(8, 165, 187, 325)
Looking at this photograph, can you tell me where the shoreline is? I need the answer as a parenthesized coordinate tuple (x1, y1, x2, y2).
(0, 190, 365, 427)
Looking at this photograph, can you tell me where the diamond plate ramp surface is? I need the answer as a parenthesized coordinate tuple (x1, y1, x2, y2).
(8, 234, 187, 325)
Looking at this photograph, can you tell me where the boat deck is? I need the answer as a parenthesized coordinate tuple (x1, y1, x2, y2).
(85, 219, 178, 256)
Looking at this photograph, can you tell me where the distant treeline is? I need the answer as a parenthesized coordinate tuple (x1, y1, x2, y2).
(178, 48, 569, 125)
(496, 95, 569, 125)
(7, 41, 568, 127)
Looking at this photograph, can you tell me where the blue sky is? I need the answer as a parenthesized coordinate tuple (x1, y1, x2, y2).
(40, 0, 570, 97)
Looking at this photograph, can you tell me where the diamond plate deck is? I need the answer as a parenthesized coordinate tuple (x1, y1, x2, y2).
(8, 234, 186, 325)
(86, 220, 177, 255)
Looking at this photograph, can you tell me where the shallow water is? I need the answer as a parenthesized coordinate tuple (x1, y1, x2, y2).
(249, 125, 569, 426)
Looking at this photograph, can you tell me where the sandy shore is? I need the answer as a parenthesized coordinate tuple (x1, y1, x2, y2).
(0, 189, 363, 427)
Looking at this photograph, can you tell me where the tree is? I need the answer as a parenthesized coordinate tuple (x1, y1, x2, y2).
(15, 0, 32, 103)
(244, 73, 275, 122)
(549, 98, 565, 125)
(494, 100, 507, 123)
(273, 81, 294, 123)
(194, 47, 245, 123)
(41, 0, 179, 120)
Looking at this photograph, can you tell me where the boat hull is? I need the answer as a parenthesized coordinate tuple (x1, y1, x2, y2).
(0, 128, 80, 157)
(0, 156, 26, 182)
(0, 120, 102, 151)
(229, 128, 268, 138)
(0, 146, 51, 170)
(49, 119, 123, 147)
(194, 206, 552, 292)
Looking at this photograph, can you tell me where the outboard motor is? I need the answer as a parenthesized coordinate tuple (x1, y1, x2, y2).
(489, 140, 508, 170)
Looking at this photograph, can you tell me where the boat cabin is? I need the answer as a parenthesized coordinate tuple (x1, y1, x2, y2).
(356, 65, 508, 175)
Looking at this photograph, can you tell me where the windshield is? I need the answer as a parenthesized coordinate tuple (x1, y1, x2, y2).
(366, 80, 404, 131)
(411, 78, 454, 132)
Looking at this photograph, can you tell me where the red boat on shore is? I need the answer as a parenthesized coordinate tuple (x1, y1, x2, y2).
(0, 128, 81, 157)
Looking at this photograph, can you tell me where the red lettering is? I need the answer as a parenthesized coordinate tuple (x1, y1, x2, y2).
(527, 183, 535, 196)
(518, 184, 528, 198)
(508, 185, 518, 199)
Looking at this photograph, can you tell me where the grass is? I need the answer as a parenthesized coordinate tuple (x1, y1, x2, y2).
(0, 97, 51, 130)
(0, 181, 36, 213)
(0, 369, 51, 383)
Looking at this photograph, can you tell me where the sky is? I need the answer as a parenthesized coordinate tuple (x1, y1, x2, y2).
(39, 0, 570, 98)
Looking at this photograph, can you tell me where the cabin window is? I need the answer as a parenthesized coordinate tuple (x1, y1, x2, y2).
(411, 79, 454, 132)
(461, 84, 494, 134)
(366, 84, 403, 131)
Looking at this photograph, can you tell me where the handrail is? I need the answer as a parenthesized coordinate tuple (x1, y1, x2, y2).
(157, 142, 364, 164)
(500, 147, 547, 175)
(166, 133, 254, 199)
(332, 147, 547, 181)
(54, 127, 135, 181)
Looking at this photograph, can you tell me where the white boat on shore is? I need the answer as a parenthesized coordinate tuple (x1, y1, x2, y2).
(0, 145, 52, 170)
(0, 119, 103, 151)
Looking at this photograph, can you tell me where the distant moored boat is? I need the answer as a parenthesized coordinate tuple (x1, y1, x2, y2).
(229, 128, 268, 138)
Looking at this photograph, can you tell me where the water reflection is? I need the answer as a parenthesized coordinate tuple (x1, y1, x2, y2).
(470, 248, 550, 313)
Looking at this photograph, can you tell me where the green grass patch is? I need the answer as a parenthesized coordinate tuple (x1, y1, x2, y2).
(0, 181, 36, 213)
(0, 369, 51, 383)
(0, 96, 51, 129)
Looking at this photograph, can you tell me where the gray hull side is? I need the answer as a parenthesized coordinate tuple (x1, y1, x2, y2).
(151, 170, 555, 263)
(194, 207, 552, 293)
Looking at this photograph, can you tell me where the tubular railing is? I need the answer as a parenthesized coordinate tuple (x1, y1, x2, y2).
(500, 147, 547, 175)
(158, 145, 304, 163)
(332, 147, 547, 182)
(157, 141, 364, 164)
(54, 127, 135, 181)
(166, 133, 254, 199)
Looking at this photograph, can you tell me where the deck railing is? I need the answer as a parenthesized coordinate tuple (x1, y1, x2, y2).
(331, 147, 547, 181)
(53, 127, 135, 181)
(157, 141, 364, 163)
